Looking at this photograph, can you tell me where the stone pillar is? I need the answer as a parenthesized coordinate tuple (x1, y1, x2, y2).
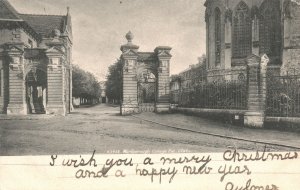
(0, 52, 10, 114)
(281, 0, 300, 74)
(0, 56, 4, 113)
(155, 46, 172, 113)
(244, 54, 268, 128)
(6, 45, 27, 115)
(69, 64, 73, 111)
(120, 31, 139, 115)
(45, 47, 66, 116)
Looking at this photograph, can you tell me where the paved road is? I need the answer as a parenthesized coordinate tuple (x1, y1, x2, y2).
(0, 104, 299, 156)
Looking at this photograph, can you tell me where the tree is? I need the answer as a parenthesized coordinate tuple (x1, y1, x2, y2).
(72, 65, 101, 100)
(105, 59, 123, 103)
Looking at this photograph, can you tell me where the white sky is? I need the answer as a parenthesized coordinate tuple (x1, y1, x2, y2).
(10, 0, 206, 81)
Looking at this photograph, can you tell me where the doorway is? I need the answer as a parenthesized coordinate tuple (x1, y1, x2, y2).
(137, 70, 156, 112)
(26, 68, 47, 114)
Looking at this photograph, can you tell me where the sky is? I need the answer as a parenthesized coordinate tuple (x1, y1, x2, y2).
(10, 0, 206, 81)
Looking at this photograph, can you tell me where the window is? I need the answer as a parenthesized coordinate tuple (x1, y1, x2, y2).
(232, 1, 251, 58)
(207, 22, 210, 69)
(259, 0, 281, 57)
(215, 8, 221, 65)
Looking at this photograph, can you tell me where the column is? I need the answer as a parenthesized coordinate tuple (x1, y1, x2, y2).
(0, 58, 4, 113)
(6, 48, 27, 115)
(244, 54, 268, 128)
(121, 57, 138, 115)
(155, 46, 172, 113)
(46, 49, 66, 116)
(0, 55, 9, 114)
(69, 64, 73, 111)
(120, 31, 139, 115)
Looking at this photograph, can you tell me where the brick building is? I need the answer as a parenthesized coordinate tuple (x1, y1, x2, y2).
(170, 57, 206, 91)
(170, 57, 206, 105)
(205, 0, 300, 79)
(0, 0, 72, 115)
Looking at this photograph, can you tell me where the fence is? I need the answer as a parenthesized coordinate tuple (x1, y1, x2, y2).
(170, 76, 248, 110)
(266, 71, 300, 117)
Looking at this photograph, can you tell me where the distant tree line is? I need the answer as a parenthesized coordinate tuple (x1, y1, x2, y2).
(105, 59, 123, 104)
(72, 65, 101, 100)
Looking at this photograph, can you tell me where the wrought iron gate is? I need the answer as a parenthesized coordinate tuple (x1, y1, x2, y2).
(138, 81, 156, 112)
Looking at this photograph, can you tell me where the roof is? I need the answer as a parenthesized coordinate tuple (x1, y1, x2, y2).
(0, 0, 70, 38)
(137, 52, 156, 62)
(0, 0, 21, 20)
(179, 63, 205, 75)
(19, 14, 66, 37)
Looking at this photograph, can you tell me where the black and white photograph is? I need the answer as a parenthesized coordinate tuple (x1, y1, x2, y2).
(0, 0, 299, 189)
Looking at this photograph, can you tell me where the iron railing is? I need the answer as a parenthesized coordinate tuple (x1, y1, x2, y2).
(171, 79, 248, 110)
(266, 72, 300, 117)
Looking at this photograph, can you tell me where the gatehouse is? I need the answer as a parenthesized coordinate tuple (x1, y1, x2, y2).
(0, 0, 72, 115)
(120, 31, 172, 115)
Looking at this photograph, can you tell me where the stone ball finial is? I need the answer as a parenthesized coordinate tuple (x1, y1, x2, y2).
(125, 31, 134, 43)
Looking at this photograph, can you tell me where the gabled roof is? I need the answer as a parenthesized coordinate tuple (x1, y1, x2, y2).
(0, 0, 21, 20)
(0, 0, 70, 39)
(19, 14, 67, 37)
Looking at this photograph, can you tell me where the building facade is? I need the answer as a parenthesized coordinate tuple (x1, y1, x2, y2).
(205, 0, 300, 79)
(170, 57, 206, 105)
(170, 59, 206, 91)
(0, 0, 72, 115)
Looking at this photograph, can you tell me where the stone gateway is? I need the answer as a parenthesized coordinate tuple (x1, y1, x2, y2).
(120, 31, 172, 115)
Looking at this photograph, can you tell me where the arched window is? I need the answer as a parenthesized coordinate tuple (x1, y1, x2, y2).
(259, 0, 281, 58)
(232, 1, 251, 58)
(215, 8, 221, 65)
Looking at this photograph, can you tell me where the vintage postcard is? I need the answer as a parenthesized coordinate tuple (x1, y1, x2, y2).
(0, 0, 299, 189)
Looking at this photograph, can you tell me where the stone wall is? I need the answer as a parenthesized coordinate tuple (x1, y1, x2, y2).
(0, 28, 37, 48)
(282, 0, 300, 74)
(0, 28, 20, 44)
(20, 29, 38, 48)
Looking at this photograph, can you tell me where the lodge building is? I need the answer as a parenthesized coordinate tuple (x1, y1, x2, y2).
(205, 0, 300, 79)
(0, 0, 72, 115)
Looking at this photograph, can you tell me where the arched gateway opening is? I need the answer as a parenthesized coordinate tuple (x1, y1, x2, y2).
(25, 67, 47, 114)
(120, 31, 172, 115)
(137, 69, 156, 112)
